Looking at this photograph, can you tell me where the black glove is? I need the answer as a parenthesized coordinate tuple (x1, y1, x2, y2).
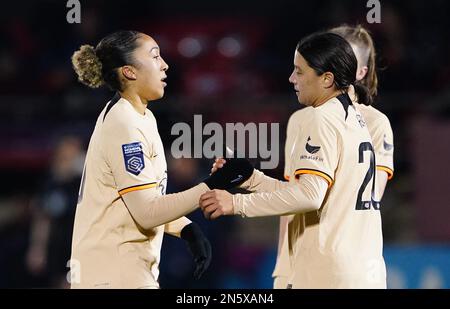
(203, 158, 254, 190)
(180, 222, 212, 279)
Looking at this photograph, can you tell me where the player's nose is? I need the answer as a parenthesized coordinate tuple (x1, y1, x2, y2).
(289, 71, 296, 84)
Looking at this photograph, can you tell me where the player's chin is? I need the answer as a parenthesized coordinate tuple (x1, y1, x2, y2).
(298, 97, 310, 107)
(158, 84, 167, 97)
(149, 89, 165, 101)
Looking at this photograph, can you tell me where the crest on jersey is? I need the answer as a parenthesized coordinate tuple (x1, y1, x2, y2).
(122, 142, 145, 176)
(305, 137, 321, 154)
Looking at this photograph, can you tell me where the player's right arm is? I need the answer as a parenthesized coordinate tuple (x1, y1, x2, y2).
(102, 121, 253, 230)
(101, 122, 208, 231)
(122, 187, 207, 231)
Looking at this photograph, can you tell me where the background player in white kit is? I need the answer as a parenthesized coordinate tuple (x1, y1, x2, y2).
(331, 25, 394, 187)
(70, 30, 253, 288)
(271, 25, 395, 289)
(201, 32, 386, 288)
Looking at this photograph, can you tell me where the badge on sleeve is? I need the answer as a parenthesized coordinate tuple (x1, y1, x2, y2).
(122, 142, 145, 176)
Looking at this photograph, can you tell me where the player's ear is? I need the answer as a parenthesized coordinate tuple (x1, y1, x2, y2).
(121, 66, 137, 81)
(356, 66, 368, 81)
(322, 72, 335, 89)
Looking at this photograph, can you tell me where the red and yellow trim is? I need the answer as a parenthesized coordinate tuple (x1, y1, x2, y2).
(284, 175, 290, 181)
(376, 166, 394, 180)
(294, 169, 333, 188)
(118, 182, 158, 195)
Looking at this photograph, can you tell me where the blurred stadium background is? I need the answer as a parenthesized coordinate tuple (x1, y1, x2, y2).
(1, 0, 450, 288)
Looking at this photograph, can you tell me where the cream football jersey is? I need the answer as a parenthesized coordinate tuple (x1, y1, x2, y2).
(272, 109, 305, 283)
(71, 93, 170, 288)
(355, 103, 394, 179)
(348, 86, 394, 179)
(285, 93, 386, 288)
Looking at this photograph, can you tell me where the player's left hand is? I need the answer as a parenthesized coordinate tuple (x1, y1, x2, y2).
(180, 222, 212, 279)
(199, 190, 234, 220)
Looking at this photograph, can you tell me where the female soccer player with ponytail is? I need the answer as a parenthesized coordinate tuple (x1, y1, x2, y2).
(70, 31, 252, 288)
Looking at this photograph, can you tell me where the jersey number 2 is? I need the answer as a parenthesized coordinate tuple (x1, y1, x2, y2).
(356, 142, 380, 210)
